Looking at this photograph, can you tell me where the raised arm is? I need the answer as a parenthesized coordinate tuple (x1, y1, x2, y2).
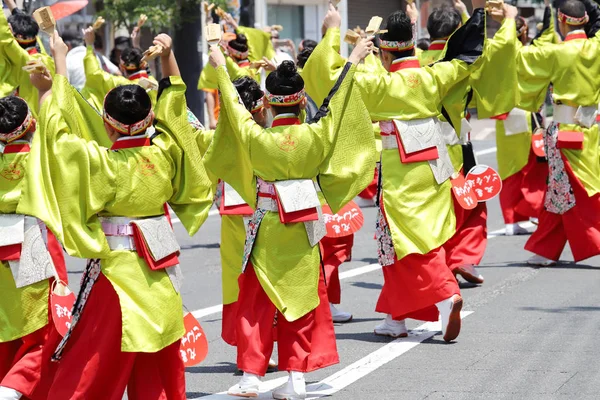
(0, 3, 30, 68)
(82, 27, 128, 93)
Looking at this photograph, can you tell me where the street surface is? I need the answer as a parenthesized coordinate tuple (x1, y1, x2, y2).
(64, 119, 600, 399)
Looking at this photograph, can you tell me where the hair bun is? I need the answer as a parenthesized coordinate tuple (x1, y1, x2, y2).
(236, 33, 248, 45)
(277, 60, 297, 79)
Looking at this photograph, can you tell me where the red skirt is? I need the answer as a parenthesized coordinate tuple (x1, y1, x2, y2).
(443, 197, 487, 272)
(236, 263, 338, 375)
(376, 247, 460, 322)
(319, 234, 354, 304)
(357, 169, 378, 199)
(526, 157, 600, 262)
(500, 151, 547, 224)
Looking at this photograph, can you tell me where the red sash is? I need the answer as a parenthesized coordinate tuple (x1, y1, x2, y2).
(0, 244, 22, 261)
(557, 131, 584, 149)
(2, 143, 30, 153)
(131, 225, 180, 270)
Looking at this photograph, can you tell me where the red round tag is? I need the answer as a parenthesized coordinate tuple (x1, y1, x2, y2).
(532, 128, 546, 157)
(180, 313, 209, 367)
(322, 201, 365, 238)
(465, 165, 503, 202)
(450, 173, 478, 210)
(50, 281, 76, 337)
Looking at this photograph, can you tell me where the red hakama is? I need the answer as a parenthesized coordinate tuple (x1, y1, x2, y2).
(46, 274, 186, 400)
(526, 158, 600, 262)
(319, 234, 354, 304)
(235, 264, 338, 376)
(443, 197, 488, 272)
(357, 169, 378, 200)
(376, 247, 460, 322)
(221, 302, 239, 346)
(0, 231, 67, 399)
(500, 151, 547, 224)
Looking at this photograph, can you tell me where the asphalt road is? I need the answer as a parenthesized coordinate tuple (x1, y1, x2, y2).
(63, 124, 600, 400)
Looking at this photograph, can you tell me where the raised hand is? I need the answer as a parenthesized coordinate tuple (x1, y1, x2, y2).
(348, 37, 375, 65)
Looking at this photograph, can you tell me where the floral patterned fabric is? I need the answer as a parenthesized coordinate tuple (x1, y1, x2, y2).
(375, 207, 395, 267)
(52, 258, 102, 361)
(240, 208, 267, 273)
(544, 122, 576, 215)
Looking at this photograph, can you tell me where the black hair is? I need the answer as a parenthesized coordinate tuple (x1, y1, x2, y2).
(7, 14, 39, 44)
(265, 60, 304, 115)
(104, 85, 151, 127)
(228, 33, 249, 58)
(560, 0, 586, 19)
(120, 47, 145, 71)
(381, 11, 414, 59)
(62, 29, 84, 48)
(427, 7, 462, 40)
(233, 76, 264, 112)
(417, 38, 431, 51)
(94, 34, 104, 50)
(0, 96, 28, 134)
(296, 46, 315, 68)
(300, 39, 317, 50)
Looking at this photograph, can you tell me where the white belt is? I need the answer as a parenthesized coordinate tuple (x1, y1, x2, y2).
(100, 216, 137, 251)
(381, 135, 398, 149)
(256, 196, 278, 211)
(554, 104, 598, 127)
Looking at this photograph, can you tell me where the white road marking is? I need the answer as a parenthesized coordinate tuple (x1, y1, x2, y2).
(200, 312, 473, 399)
(475, 146, 497, 156)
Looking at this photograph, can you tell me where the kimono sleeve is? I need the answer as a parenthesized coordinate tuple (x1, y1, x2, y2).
(237, 26, 276, 61)
(0, 9, 28, 70)
(302, 28, 346, 107)
(469, 18, 519, 118)
(154, 76, 215, 236)
(532, 6, 559, 46)
(204, 66, 261, 208)
(313, 64, 378, 213)
(517, 44, 555, 112)
(17, 75, 116, 259)
(84, 46, 129, 96)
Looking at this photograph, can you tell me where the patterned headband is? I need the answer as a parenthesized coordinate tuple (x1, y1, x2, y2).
(558, 10, 589, 26)
(227, 44, 249, 60)
(251, 97, 265, 114)
(379, 39, 415, 52)
(103, 109, 155, 136)
(0, 107, 33, 143)
(15, 36, 36, 46)
(120, 60, 148, 72)
(266, 89, 306, 107)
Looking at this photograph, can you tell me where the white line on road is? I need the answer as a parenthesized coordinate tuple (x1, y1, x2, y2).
(475, 146, 497, 156)
(200, 312, 474, 399)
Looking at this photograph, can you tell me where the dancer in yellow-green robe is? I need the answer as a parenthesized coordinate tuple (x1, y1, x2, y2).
(304, 2, 516, 342)
(0, 2, 55, 115)
(18, 32, 213, 400)
(204, 37, 376, 398)
(516, 0, 600, 266)
(80, 26, 158, 111)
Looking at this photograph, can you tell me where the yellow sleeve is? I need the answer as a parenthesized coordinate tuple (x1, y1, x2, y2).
(0, 9, 29, 69)
(237, 25, 277, 61)
(17, 75, 116, 259)
(517, 44, 556, 112)
(84, 46, 129, 94)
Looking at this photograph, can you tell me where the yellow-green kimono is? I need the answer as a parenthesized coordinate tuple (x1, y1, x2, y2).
(236, 26, 276, 62)
(198, 56, 257, 91)
(304, 20, 494, 259)
(80, 46, 157, 111)
(194, 128, 245, 308)
(419, 11, 469, 67)
(517, 29, 600, 197)
(204, 64, 376, 321)
(0, 141, 49, 342)
(495, 7, 557, 180)
(0, 11, 55, 115)
(18, 75, 214, 352)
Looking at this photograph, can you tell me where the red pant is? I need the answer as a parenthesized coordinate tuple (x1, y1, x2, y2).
(376, 247, 459, 322)
(500, 152, 547, 224)
(443, 197, 487, 272)
(47, 273, 185, 400)
(236, 264, 338, 376)
(0, 230, 67, 399)
(221, 302, 239, 347)
(320, 234, 354, 304)
(526, 159, 600, 262)
(358, 169, 378, 199)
